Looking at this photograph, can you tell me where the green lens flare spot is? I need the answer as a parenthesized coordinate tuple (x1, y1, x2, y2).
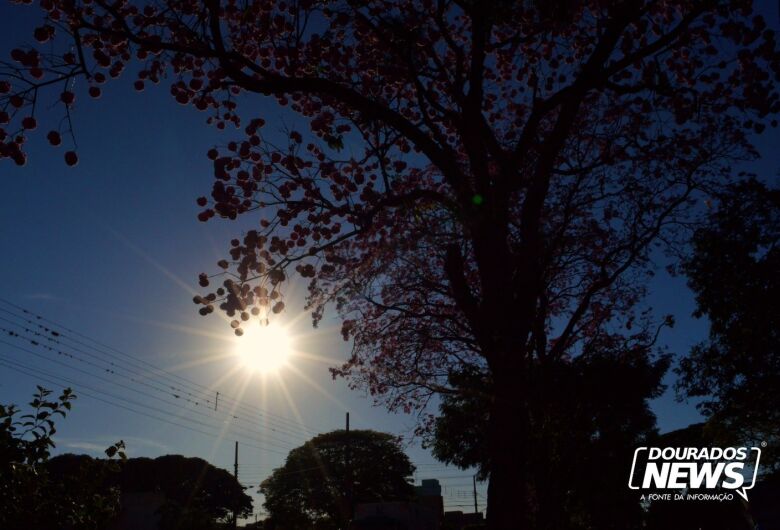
(472, 194, 484, 206)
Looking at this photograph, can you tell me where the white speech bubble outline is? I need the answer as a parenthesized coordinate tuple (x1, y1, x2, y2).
(734, 447, 761, 502)
(628, 447, 648, 490)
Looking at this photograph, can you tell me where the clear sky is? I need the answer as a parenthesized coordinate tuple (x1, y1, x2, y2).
(1, 1, 778, 522)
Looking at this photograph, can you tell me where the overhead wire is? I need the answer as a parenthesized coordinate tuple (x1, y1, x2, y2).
(0, 298, 322, 436)
(0, 355, 290, 456)
(0, 298, 324, 438)
(0, 320, 305, 448)
(0, 301, 319, 439)
(0, 298, 490, 497)
(0, 340, 304, 455)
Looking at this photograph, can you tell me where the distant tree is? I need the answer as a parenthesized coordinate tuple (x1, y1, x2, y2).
(676, 179, 780, 469)
(43, 452, 127, 529)
(260, 430, 415, 530)
(117, 454, 253, 528)
(429, 350, 668, 529)
(427, 368, 491, 481)
(0, 386, 125, 530)
(3, 1, 780, 527)
(46, 453, 253, 529)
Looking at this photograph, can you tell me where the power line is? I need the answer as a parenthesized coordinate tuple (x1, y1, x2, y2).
(0, 299, 482, 494)
(0, 350, 290, 455)
(0, 299, 324, 438)
(0, 299, 322, 436)
(0, 301, 319, 438)
(0, 356, 290, 456)
(0, 322, 305, 448)
(0, 330, 300, 449)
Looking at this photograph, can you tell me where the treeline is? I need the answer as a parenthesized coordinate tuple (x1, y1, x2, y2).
(0, 387, 251, 530)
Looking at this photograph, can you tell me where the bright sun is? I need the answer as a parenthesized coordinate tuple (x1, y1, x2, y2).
(235, 322, 293, 374)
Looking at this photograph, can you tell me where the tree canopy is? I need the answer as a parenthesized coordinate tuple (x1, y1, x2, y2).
(118, 454, 253, 524)
(2, 0, 779, 527)
(0, 387, 124, 530)
(46, 453, 254, 529)
(429, 351, 668, 529)
(260, 429, 415, 530)
(0, 385, 250, 530)
(677, 179, 780, 468)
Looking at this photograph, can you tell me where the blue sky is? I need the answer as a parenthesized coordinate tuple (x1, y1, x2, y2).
(1, 1, 778, 522)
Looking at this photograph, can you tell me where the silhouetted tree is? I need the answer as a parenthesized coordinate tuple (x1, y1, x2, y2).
(0, 387, 125, 530)
(117, 454, 253, 528)
(260, 430, 414, 530)
(3, 1, 780, 527)
(427, 368, 491, 481)
(429, 350, 668, 530)
(676, 179, 780, 469)
(46, 453, 253, 529)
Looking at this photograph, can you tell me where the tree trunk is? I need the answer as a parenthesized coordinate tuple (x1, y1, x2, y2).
(486, 372, 536, 530)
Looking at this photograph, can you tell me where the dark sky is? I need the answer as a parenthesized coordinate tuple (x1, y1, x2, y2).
(1, 0, 779, 520)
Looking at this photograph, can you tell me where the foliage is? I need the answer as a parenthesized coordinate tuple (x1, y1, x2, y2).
(676, 179, 780, 468)
(117, 454, 253, 526)
(157, 498, 224, 530)
(427, 368, 491, 480)
(3, 1, 780, 527)
(45, 453, 253, 529)
(43, 451, 127, 529)
(429, 350, 668, 529)
(0, 386, 124, 530)
(260, 429, 415, 530)
(0, 387, 247, 530)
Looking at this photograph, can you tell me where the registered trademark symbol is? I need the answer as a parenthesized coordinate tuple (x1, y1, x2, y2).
(761, 441, 768, 447)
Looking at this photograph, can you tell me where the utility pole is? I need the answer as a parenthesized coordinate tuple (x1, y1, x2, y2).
(233, 441, 239, 529)
(473, 474, 479, 514)
(346, 412, 353, 522)
(215, 391, 219, 411)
